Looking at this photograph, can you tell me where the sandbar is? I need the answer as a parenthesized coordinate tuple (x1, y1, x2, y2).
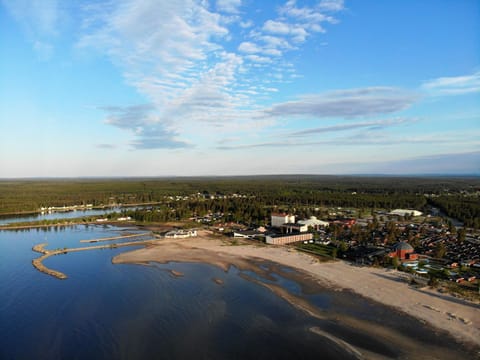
(112, 230, 480, 350)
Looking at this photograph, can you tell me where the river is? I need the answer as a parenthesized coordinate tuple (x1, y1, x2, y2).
(0, 208, 125, 226)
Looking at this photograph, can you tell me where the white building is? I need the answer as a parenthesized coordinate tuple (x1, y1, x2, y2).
(165, 229, 198, 238)
(271, 213, 295, 228)
(389, 209, 423, 217)
(298, 216, 329, 229)
(280, 223, 309, 233)
(266, 233, 313, 245)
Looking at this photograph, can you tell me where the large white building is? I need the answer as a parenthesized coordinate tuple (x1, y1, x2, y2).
(298, 216, 329, 229)
(271, 213, 295, 228)
(266, 233, 313, 245)
(389, 209, 423, 217)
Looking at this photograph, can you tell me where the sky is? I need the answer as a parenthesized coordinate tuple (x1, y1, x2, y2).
(0, 0, 479, 177)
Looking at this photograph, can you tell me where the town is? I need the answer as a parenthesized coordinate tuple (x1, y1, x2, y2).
(201, 205, 480, 298)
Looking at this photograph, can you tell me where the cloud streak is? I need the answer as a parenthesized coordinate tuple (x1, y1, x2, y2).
(422, 71, 480, 95)
(265, 87, 418, 119)
(289, 117, 414, 136)
(217, 126, 479, 150)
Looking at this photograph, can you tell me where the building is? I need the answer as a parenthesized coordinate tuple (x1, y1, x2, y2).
(165, 229, 197, 239)
(298, 216, 329, 229)
(271, 212, 295, 228)
(265, 233, 313, 245)
(331, 218, 356, 228)
(389, 209, 423, 217)
(389, 241, 418, 261)
(280, 223, 308, 233)
(233, 230, 265, 239)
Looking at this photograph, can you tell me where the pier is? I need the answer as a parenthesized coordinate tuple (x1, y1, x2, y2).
(32, 238, 157, 280)
(79, 232, 153, 243)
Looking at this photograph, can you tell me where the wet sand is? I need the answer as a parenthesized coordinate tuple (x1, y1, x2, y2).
(112, 230, 480, 354)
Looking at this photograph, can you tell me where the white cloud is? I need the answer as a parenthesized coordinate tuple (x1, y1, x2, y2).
(317, 0, 345, 12)
(263, 20, 291, 35)
(216, 0, 242, 14)
(280, 1, 332, 25)
(422, 71, 480, 95)
(245, 55, 272, 63)
(238, 41, 261, 53)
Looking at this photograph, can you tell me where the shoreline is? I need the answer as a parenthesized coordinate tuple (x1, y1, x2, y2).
(112, 230, 480, 349)
(0, 220, 137, 231)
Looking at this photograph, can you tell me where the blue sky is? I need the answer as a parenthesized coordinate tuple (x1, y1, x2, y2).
(1, 0, 479, 177)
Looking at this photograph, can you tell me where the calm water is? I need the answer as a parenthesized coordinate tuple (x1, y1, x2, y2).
(0, 208, 123, 225)
(0, 224, 476, 359)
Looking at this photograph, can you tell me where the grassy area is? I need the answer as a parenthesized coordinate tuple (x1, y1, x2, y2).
(440, 280, 480, 303)
(295, 243, 336, 260)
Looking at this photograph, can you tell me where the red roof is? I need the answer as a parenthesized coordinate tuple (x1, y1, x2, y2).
(271, 212, 289, 216)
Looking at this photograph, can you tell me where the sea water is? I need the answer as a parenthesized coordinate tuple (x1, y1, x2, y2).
(0, 224, 475, 359)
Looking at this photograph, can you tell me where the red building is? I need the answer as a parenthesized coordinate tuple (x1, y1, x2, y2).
(389, 241, 418, 261)
(332, 218, 356, 228)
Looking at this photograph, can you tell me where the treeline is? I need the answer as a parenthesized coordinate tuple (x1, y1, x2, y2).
(0, 177, 478, 223)
(428, 196, 480, 228)
(123, 198, 269, 224)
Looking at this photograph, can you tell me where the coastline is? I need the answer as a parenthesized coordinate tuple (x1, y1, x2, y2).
(112, 230, 480, 350)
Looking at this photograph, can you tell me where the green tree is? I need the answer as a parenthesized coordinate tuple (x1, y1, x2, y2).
(338, 241, 348, 253)
(331, 248, 338, 260)
(428, 273, 439, 287)
(434, 242, 446, 259)
(392, 256, 400, 270)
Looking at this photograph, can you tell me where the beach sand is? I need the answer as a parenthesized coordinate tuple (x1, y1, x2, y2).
(112, 230, 480, 352)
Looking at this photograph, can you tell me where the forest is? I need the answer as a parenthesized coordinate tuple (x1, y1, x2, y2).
(0, 176, 479, 227)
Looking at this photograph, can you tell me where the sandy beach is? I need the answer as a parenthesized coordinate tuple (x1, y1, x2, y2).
(113, 230, 480, 350)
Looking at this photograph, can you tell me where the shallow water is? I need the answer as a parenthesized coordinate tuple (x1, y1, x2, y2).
(0, 225, 476, 359)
